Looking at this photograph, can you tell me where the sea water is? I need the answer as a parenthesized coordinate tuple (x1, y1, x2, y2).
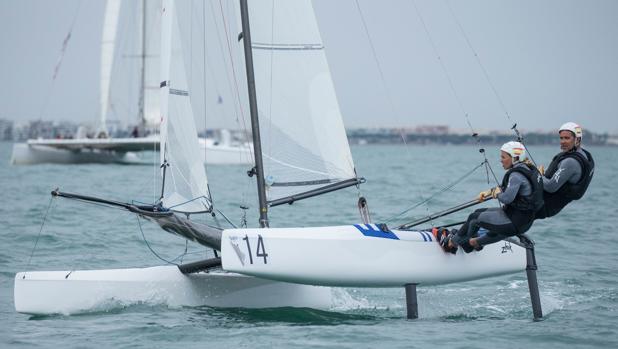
(1, 142, 617, 348)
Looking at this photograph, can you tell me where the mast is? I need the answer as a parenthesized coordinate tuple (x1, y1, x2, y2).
(137, 0, 147, 126)
(239, 0, 269, 228)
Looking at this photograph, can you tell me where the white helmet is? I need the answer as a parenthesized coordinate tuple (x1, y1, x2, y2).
(559, 122, 583, 140)
(500, 141, 527, 163)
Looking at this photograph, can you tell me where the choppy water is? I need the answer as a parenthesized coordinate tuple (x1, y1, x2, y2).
(1, 142, 617, 348)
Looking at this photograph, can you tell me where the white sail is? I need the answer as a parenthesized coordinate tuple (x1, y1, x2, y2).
(103, 0, 162, 129)
(99, 0, 122, 133)
(160, 0, 210, 213)
(248, 0, 357, 202)
(141, 0, 162, 127)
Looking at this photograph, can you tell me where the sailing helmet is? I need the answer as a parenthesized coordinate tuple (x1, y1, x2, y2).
(500, 141, 527, 163)
(559, 122, 583, 140)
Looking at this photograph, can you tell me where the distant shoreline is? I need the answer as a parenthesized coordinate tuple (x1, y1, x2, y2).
(346, 129, 615, 146)
(1, 118, 615, 146)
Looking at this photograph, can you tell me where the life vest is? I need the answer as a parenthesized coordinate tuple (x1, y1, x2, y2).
(545, 148, 594, 200)
(538, 148, 594, 218)
(500, 163, 544, 233)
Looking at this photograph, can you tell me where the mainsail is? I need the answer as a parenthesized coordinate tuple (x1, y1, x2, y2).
(103, 0, 162, 129)
(247, 0, 359, 205)
(159, 0, 210, 214)
(99, 0, 122, 133)
(140, 0, 163, 127)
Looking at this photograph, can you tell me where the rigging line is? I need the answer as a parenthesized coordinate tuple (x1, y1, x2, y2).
(410, 0, 475, 136)
(201, 1, 214, 204)
(218, 0, 255, 161)
(354, 0, 427, 211)
(267, 0, 275, 160)
(208, 0, 242, 126)
(214, 207, 238, 228)
(412, 0, 501, 187)
(443, 0, 513, 124)
(167, 195, 212, 210)
(443, 1, 538, 168)
(353, 0, 411, 153)
(215, 0, 256, 209)
(443, 4, 537, 168)
(383, 161, 486, 223)
(36, 1, 83, 122)
(135, 214, 180, 266)
(24, 195, 56, 271)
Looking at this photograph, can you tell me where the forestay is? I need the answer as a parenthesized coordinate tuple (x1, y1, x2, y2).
(247, 0, 358, 203)
(159, 0, 210, 213)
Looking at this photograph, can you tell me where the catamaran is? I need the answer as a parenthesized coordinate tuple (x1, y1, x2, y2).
(15, 0, 540, 319)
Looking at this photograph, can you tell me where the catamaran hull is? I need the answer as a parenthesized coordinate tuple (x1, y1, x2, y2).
(198, 139, 252, 165)
(10, 143, 142, 165)
(14, 266, 332, 315)
(10, 141, 251, 165)
(221, 225, 527, 287)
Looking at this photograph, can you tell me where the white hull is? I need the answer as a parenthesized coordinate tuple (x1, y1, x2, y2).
(198, 138, 252, 165)
(10, 143, 143, 165)
(222, 224, 527, 287)
(14, 266, 332, 315)
(10, 138, 252, 165)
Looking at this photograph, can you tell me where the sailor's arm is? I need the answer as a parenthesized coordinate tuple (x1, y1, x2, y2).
(542, 158, 582, 193)
(496, 174, 524, 205)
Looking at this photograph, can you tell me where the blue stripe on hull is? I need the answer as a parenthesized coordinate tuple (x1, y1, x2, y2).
(353, 224, 399, 240)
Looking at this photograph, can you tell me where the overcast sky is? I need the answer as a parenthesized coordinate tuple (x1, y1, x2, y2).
(1, 0, 617, 133)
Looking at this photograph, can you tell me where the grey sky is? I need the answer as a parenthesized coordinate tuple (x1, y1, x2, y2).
(1, 0, 617, 133)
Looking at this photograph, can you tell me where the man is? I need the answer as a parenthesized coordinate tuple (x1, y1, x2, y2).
(438, 141, 544, 253)
(535, 122, 594, 219)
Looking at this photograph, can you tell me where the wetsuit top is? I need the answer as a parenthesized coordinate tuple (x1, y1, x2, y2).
(498, 162, 544, 233)
(538, 147, 594, 219)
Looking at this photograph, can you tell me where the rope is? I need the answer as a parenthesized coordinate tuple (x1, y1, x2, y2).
(213, 207, 237, 228)
(444, 0, 513, 124)
(384, 161, 486, 223)
(353, 1, 411, 150)
(36, 2, 83, 123)
(411, 0, 475, 137)
(216, 0, 258, 211)
(411, 0, 502, 189)
(23, 196, 56, 275)
(217, 0, 254, 161)
(354, 0, 428, 213)
(136, 214, 181, 266)
(444, 1, 539, 168)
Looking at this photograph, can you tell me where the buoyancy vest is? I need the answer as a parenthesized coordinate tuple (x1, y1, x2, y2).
(500, 163, 544, 233)
(538, 148, 594, 219)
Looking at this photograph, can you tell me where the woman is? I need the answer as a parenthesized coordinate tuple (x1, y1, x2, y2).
(439, 141, 543, 253)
